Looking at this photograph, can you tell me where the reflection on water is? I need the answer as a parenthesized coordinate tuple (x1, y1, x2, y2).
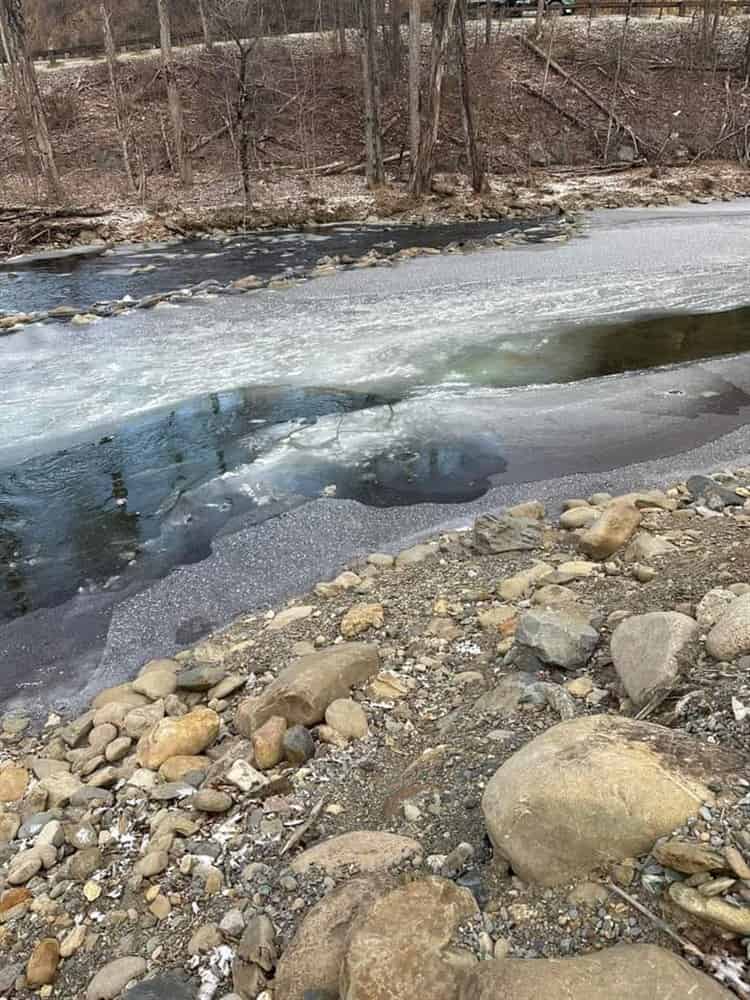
(3, 303, 750, 624)
(441, 306, 750, 388)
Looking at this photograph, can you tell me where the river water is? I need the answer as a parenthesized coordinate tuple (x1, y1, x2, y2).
(2, 202, 750, 712)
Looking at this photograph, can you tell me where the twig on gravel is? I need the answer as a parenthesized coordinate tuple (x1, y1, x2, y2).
(610, 882, 750, 998)
(280, 795, 326, 856)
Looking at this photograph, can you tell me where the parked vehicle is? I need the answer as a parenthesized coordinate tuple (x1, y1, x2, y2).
(468, 0, 575, 16)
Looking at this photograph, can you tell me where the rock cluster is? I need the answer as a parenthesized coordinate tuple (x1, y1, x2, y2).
(2, 472, 750, 997)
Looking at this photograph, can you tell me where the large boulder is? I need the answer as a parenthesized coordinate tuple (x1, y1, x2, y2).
(578, 499, 641, 559)
(273, 878, 391, 1000)
(340, 878, 478, 1000)
(706, 593, 750, 660)
(515, 608, 598, 670)
(481, 715, 739, 885)
(136, 708, 220, 770)
(610, 612, 698, 706)
(461, 944, 732, 1000)
(235, 643, 379, 736)
(290, 831, 421, 875)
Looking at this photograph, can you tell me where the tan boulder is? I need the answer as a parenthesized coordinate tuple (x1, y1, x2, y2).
(235, 643, 379, 735)
(341, 877, 478, 1000)
(132, 669, 177, 701)
(158, 755, 212, 781)
(26, 938, 61, 988)
(136, 707, 220, 769)
(0, 765, 29, 803)
(290, 831, 421, 875)
(91, 684, 149, 709)
(560, 506, 600, 530)
(341, 603, 385, 639)
(252, 716, 288, 769)
(578, 499, 641, 559)
(325, 699, 369, 740)
(461, 944, 731, 999)
(273, 878, 391, 999)
(497, 563, 552, 601)
(481, 714, 739, 886)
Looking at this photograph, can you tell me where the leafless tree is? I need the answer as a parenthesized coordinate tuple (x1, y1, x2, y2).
(358, 0, 384, 185)
(100, 1, 137, 192)
(207, 0, 263, 204)
(410, 0, 456, 195)
(484, 0, 492, 45)
(408, 0, 421, 162)
(197, 0, 213, 48)
(455, 0, 482, 191)
(157, 0, 192, 186)
(0, 7, 35, 187)
(334, 0, 347, 54)
(1, 0, 63, 200)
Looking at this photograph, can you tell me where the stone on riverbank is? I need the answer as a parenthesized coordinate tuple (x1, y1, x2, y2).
(341, 878, 478, 1000)
(290, 831, 421, 875)
(610, 611, 698, 706)
(471, 513, 542, 554)
(235, 643, 379, 735)
(706, 593, 750, 660)
(136, 707, 220, 769)
(578, 499, 641, 559)
(462, 944, 732, 999)
(481, 715, 738, 885)
(515, 608, 598, 670)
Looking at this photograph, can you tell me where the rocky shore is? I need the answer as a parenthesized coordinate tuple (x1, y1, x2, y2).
(2, 159, 748, 262)
(3, 470, 750, 997)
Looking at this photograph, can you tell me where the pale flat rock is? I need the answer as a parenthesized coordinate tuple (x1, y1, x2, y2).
(267, 606, 314, 631)
(86, 957, 147, 999)
(290, 831, 421, 875)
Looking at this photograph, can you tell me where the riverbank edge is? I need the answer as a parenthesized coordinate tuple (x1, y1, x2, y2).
(1, 159, 747, 264)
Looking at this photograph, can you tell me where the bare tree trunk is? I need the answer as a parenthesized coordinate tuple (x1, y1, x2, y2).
(389, 0, 402, 76)
(197, 0, 213, 49)
(0, 6, 35, 188)
(157, 0, 192, 186)
(534, 0, 545, 38)
(335, 0, 347, 54)
(410, 0, 456, 196)
(604, 0, 632, 162)
(455, 0, 483, 191)
(1, 0, 63, 201)
(100, 2, 137, 192)
(359, 0, 384, 186)
(484, 0, 492, 45)
(408, 0, 421, 162)
(237, 49, 252, 205)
